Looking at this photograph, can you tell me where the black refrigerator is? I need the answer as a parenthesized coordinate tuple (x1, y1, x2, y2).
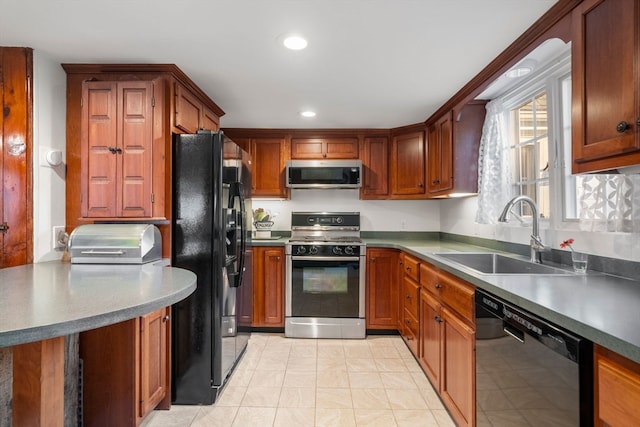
(171, 130, 252, 404)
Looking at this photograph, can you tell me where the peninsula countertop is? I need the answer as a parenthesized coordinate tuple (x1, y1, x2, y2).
(0, 260, 197, 347)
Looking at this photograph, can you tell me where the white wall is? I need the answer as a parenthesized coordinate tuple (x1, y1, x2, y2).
(32, 50, 66, 262)
(251, 189, 441, 232)
(440, 196, 640, 262)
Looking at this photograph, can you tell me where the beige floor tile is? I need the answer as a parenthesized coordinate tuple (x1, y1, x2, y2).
(419, 387, 445, 410)
(411, 371, 434, 390)
(393, 409, 439, 427)
(375, 358, 408, 372)
(231, 407, 276, 427)
(370, 345, 401, 359)
(379, 372, 417, 389)
(348, 372, 384, 388)
(241, 386, 282, 407)
(215, 386, 247, 407)
(287, 356, 317, 371)
(317, 369, 350, 388)
(346, 358, 378, 372)
(227, 367, 254, 387)
(386, 389, 428, 410)
(255, 356, 288, 371)
(191, 406, 238, 427)
(290, 345, 318, 358)
(351, 388, 391, 410)
(353, 409, 397, 427)
(318, 344, 346, 358)
(273, 407, 315, 427)
(432, 409, 457, 427)
(315, 408, 357, 427)
(317, 357, 348, 373)
(140, 405, 200, 427)
(278, 387, 316, 408)
(283, 370, 317, 387)
(316, 388, 353, 408)
(249, 369, 285, 388)
(344, 345, 374, 359)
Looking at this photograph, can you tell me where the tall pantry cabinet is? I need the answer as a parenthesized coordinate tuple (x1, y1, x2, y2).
(63, 64, 224, 426)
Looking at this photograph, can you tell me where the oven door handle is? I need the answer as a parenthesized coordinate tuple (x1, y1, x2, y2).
(290, 256, 361, 262)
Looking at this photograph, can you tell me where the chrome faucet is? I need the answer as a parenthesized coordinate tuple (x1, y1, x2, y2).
(498, 195, 545, 263)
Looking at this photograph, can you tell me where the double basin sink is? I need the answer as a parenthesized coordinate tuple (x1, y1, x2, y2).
(433, 252, 574, 275)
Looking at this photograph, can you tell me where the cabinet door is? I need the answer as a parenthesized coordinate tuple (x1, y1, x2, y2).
(595, 345, 640, 426)
(419, 289, 442, 390)
(82, 81, 153, 218)
(361, 136, 389, 198)
(390, 131, 425, 196)
(441, 306, 475, 427)
(118, 82, 154, 217)
(572, 0, 640, 172)
(291, 137, 359, 159)
(427, 112, 453, 195)
(139, 307, 170, 419)
(366, 248, 399, 329)
(253, 247, 285, 327)
(174, 83, 202, 134)
(201, 105, 219, 131)
(82, 81, 118, 217)
(252, 138, 288, 198)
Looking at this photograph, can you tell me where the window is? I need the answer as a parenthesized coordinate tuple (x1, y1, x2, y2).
(499, 46, 572, 223)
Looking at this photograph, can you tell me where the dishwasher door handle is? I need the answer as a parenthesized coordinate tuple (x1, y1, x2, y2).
(503, 322, 525, 343)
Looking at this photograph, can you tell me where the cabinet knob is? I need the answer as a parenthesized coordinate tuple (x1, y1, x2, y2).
(163, 315, 170, 322)
(406, 266, 411, 271)
(434, 283, 442, 289)
(405, 294, 411, 300)
(322, 153, 327, 158)
(432, 180, 440, 185)
(617, 121, 631, 133)
(434, 315, 443, 323)
(115, 147, 123, 154)
(371, 258, 376, 262)
(418, 182, 424, 187)
(108, 146, 117, 154)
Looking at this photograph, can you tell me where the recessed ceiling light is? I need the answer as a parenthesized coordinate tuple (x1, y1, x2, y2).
(283, 35, 308, 50)
(300, 110, 316, 118)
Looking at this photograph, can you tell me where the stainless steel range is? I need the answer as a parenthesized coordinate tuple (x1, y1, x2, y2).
(285, 212, 366, 339)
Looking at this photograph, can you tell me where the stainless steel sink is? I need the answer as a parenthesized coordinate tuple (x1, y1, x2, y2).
(434, 252, 573, 275)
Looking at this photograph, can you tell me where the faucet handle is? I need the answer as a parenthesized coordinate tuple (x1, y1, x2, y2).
(530, 235, 548, 251)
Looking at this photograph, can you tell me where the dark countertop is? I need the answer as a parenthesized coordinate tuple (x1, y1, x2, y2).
(367, 238, 640, 364)
(252, 235, 640, 363)
(0, 260, 197, 347)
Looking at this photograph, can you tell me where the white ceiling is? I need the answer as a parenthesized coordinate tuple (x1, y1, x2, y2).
(0, 0, 557, 129)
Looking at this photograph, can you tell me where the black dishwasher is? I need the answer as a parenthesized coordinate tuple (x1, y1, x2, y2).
(475, 289, 593, 427)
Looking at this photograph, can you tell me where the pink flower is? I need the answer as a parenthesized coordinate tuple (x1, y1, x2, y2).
(560, 238, 575, 251)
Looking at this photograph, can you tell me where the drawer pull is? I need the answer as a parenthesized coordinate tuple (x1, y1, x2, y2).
(162, 315, 170, 322)
(434, 315, 443, 323)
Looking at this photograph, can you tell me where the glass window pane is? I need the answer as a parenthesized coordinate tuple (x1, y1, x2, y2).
(537, 137, 549, 179)
(520, 143, 535, 182)
(511, 146, 519, 183)
(534, 93, 548, 137)
(517, 100, 534, 141)
(538, 181, 550, 219)
(521, 184, 537, 217)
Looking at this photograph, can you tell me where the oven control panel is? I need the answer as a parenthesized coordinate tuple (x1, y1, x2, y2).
(290, 244, 362, 257)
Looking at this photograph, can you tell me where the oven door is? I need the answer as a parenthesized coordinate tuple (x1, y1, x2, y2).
(286, 255, 365, 318)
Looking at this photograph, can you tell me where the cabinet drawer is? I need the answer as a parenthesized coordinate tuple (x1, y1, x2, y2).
(403, 308, 419, 354)
(439, 271, 475, 323)
(403, 277, 420, 318)
(420, 263, 441, 297)
(402, 255, 420, 282)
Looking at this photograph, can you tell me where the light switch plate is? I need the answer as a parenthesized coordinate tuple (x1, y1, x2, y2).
(52, 226, 66, 250)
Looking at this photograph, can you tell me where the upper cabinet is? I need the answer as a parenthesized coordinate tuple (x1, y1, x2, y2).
(174, 82, 219, 133)
(81, 81, 154, 218)
(291, 137, 359, 159)
(360, 135, 390, 199)
(427, 102, 486, 198)
(572, 0, 640, 173)
(63, 64, 224, 257)
(390, 128, 426, 198)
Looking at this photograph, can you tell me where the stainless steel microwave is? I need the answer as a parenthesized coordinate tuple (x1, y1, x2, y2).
(286, 159, 362, 189)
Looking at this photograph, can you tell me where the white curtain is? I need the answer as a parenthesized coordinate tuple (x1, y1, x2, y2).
(475, 99, 513, 224)
(578, 174, 640, 233)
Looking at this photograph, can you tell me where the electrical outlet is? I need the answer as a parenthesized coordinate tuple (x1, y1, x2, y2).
(52, 226, 66, 250)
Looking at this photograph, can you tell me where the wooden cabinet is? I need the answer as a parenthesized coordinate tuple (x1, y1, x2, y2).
(80, 306, 171, 426)
(64, 64, 224, 258)
(594, 344, 640, 426)
(291, 137, 359, 159)
(174, 83, 220, 133)
(572, 0, 640, 173)
(427, 112, 453, 195)
(360, 136, 389, 199)
(226, 135, 289, 198)
(426, 102, 486, 198)
(419, 262, 475, 427)
(81, 80, 154, 218)
(365, 248, 399, 329)
(252, 246, 285, 327)
(399, 253, 421, 354)
(390, 129, 426, 197)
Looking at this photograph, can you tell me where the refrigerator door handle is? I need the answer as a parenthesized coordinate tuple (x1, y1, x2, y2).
(230, 181, 246, 288)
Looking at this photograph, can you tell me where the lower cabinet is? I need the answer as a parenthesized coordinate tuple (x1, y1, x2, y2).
(365, 248, 399, 329)
(252, 246, 285, 327)
(418, 262, 476, 427)
(594, 344, 640, 426)
(80, 306, 171, 426)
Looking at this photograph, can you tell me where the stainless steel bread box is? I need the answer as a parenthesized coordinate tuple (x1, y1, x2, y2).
(68, 224, 162, 264)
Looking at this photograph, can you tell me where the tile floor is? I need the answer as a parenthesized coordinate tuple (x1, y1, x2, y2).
(141, 333, 456, 427)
